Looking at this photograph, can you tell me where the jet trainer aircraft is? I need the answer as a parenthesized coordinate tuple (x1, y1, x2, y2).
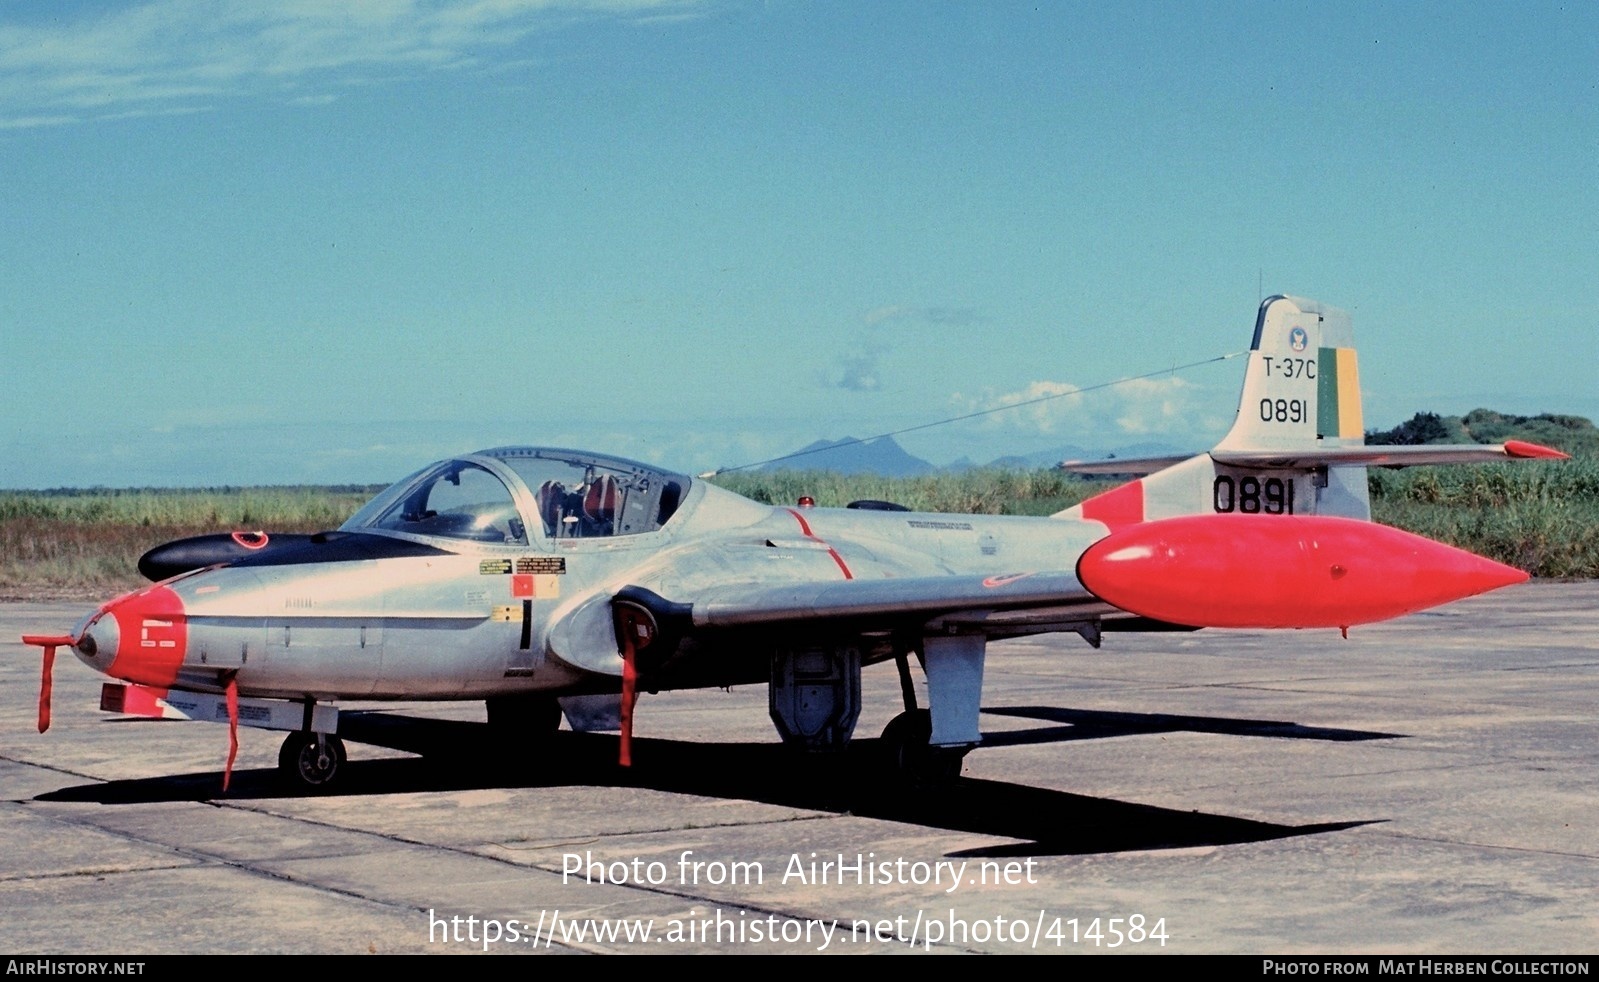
(21, 296, 1567, 791)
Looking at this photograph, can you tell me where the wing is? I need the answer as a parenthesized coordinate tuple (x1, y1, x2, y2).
(640, 571, 1139, 649)
(547, 566, 1125, 752)
(547, 570, 1116, 677)
(674, 571, 1108, 629)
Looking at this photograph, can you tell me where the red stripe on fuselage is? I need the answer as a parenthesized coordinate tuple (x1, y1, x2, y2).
(784, 508, 855, 580)
(1079, 479, 1145, 530)
(105, 584, 188, 688)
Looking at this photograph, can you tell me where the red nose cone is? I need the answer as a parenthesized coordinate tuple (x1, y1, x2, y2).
(101, 584, 189, 687)
(1077, 515, 1527, 629)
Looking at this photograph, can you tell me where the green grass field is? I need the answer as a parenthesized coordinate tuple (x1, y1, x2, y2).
(0, 487, 378, 598)
(1368, 459, 1599, 578)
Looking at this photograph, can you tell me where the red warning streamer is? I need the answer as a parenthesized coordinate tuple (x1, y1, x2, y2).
(22, 635, 73, 734)
(618, 623, 637, 768)
(613, 603, 657, 769)
(223, 676, 240, 792)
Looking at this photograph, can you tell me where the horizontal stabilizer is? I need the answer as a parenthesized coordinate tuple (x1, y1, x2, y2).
(1059, 454, 1192, 476)
(1062, 439, 1567, 476)
(1213, 440, 1569, 469)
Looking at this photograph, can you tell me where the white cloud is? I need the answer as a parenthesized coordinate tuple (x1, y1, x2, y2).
(0, 0, 707, 127)
(954, 375, 1229, 444)
(1109, 377, 1206, 435)
(0, 113, 77, 130)
(963, 380, 1085, 433)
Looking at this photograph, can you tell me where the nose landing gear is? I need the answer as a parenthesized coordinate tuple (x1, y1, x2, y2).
(279, 731, 347, 790)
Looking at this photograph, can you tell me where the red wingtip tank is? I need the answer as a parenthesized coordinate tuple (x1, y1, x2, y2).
(1503, 440, 1570, 461)
(1077, 514, 1528, 630)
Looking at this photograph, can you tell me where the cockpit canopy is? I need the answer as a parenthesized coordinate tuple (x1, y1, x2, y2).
(342, 447, 690, 545)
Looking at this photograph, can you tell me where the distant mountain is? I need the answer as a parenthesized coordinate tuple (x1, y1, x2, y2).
(946, 446, 1088, 471)
(764, 436, 936, 476)
(981, 445, 1094, 470)
(965, 441, 1187, 471)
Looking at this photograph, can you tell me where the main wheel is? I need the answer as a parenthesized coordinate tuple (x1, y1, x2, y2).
(880, 709, 968, 788)
(278, 732, 347, 790)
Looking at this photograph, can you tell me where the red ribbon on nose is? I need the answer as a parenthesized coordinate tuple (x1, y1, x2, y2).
(22, 635, 73, 734)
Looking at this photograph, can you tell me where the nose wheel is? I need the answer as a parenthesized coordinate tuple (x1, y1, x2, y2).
(278, 732, 347, 790)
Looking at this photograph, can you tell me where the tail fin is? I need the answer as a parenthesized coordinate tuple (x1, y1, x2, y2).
(1215, 295, 1363, 454)
(1060, 295, 1373, 525)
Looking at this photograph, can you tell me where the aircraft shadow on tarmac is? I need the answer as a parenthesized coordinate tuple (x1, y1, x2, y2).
(980, 705, 1404, 746)
(37, 705, 1392, 858)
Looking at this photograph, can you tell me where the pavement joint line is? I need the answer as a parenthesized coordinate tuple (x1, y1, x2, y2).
(1175, 682, 1599, 706)
(1366, 829, 1599, 863)
(1175, 753, 1592, 792)
(495, 813, 840, 852)
(0, 863, 197, 883)
(0, 752, 107, 784)
(1496, 661, 1599, 672)
(210, 796, 855, 893)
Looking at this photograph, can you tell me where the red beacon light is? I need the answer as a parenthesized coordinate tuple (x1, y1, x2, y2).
(797, 496, 816, 508)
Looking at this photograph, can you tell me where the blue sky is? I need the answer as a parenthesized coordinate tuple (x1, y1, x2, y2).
(2, 1, 1594, 488)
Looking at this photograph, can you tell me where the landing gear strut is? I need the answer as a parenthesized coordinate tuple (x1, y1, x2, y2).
(879, 649, 969, 787)
(278, 731, 346, 790)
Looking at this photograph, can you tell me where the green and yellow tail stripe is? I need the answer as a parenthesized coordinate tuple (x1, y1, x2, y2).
(1317, 347, 1363, 439)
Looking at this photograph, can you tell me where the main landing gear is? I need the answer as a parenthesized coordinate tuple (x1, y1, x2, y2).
(767, 642, 978, 787)
(878, 647, 972, 788)
(278, 731, 347, 790)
